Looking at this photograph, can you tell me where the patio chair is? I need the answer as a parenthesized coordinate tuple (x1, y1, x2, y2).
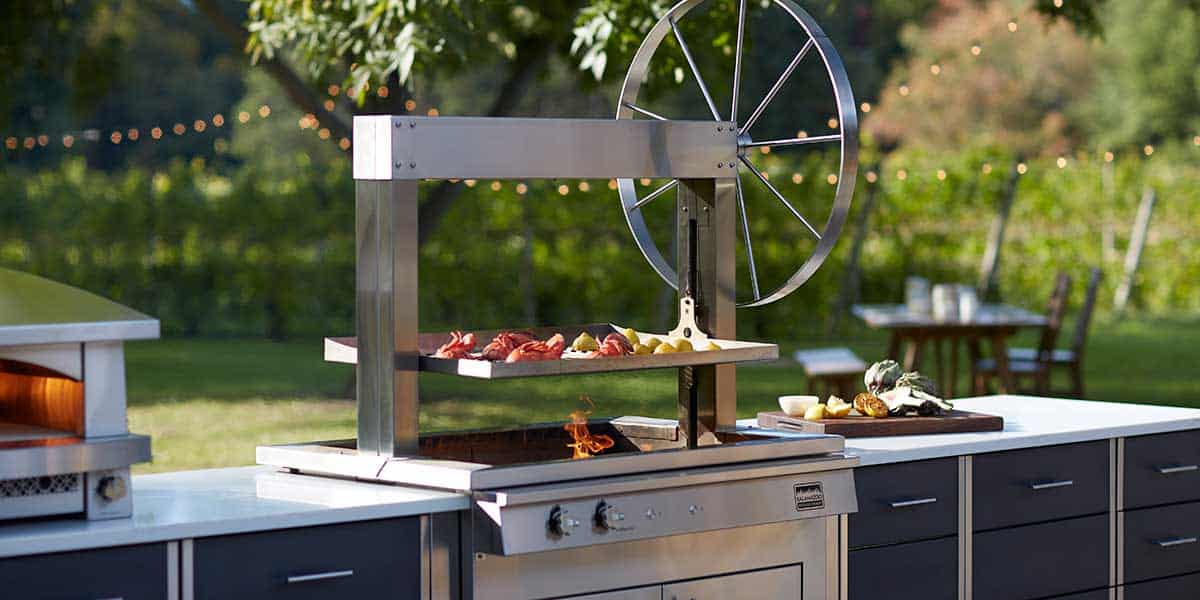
(1006, 267, 1103, 397)
(972, 272, 1072, 395)
(793, 347, 867, 401)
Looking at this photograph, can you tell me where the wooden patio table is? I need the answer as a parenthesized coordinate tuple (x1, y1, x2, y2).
(851, 304, 1047, 397)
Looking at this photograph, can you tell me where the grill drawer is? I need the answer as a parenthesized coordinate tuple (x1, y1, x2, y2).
(848, 536, 957, 600)
(193, 517, 421, 600)
(1124, 571, 1200, 600)
(973, 440, 1109, 531)
(1124, 501, 1200, 584)
(1125, 429, 1200, 509)
(849, 458, 957, 549)
(973, 514, 1109, 600)
(0, 542, 168, 599)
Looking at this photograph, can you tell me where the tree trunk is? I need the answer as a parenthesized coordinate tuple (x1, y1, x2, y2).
(1114, 187, 1156, 313)
(977, 158, 1023, 300)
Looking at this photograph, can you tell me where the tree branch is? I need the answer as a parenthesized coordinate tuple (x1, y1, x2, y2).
(191, 0, 352, 142)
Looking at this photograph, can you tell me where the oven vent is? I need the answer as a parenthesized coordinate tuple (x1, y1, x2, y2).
(1, 474, 81, 498)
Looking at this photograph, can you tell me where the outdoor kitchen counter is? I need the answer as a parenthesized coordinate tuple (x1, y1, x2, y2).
(742, 395, 1200, 465)
(0, 465, 467, 558)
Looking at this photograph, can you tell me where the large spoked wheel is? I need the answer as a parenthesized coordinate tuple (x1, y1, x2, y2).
(617, 0, 858, 308)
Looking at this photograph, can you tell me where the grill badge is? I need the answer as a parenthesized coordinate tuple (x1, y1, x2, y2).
(794, 482, 825, 511)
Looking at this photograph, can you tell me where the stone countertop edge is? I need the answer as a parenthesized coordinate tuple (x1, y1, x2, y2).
(740, 395, 1200, 467)
(0, 466, 469, 559)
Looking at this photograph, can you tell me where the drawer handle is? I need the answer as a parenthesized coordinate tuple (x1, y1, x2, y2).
(286, 569, 355, 584)
(1029, 480, 1075, 491)
(1155, 536, 1198, 548)
(890, 497, 938, 508)
(1156, 465, 1199, 475)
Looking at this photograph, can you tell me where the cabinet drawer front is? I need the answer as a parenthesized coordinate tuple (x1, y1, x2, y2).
(1124, 571, 1200, 600)
(1047, 590, 1109, 600)
(1124, 501, 1200, 583)
(0, 543, 168, 600)
(973, 440, 1109, 531)
(1125, 429, 1200, 509)
(849, 458, 958, 549)
(194, 517, 421, 600)
(848, 537, 957, 600)
(973, 514, 1109, 600)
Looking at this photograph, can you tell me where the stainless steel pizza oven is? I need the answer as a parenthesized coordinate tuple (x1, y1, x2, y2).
(0, 268, 155, 521)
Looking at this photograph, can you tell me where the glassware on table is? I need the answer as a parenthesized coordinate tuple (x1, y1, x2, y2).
(931, 283, 960, 322)
(905, 276, 932, 316)
(958, 285, 980, 322)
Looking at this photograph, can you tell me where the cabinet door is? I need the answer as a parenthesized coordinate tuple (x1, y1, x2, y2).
(1124, 501, 1200, 583)
(0, 543, 169, 600)
(662, 565, 801, 600)
(850, 458, 958, 549)
(193, 517, 421, 599)
(848, 536, 957, 600)
(973, 441, 1109, 531)
(973, 514, 1109, 600)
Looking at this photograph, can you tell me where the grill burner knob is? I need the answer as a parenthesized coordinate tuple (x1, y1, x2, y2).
(594, 501, 631, 531)
(547, 505, 580, 537)
(96, 475, 127, 502)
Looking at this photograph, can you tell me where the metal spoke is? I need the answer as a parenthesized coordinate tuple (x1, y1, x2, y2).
(670, 18, 723, 121)
(735, 177, 761, 300)
(740, 38, 813, 135)
(622, 102, 668, 121)
(632, 179, 678, 210)
(743, 134, 841, 149)
(731, 0, 747, 124)
(739, 155, 821, 240)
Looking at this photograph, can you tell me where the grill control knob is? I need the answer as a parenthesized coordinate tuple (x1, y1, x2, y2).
(547, 505, 580, 537)
(594, 501, 631, 531)
(96, 475, 127, 502)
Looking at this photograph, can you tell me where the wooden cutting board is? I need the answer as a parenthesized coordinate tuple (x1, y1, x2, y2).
(757, 410, 1003, 437)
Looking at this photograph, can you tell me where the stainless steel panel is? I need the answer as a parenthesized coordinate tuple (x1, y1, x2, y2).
(471, 517, 829, 600)
(352, 116, 736, 181)
(167, 541, 180, 600)
(355, 180, 419, 457)
(662, 564, 801, 599)
(0, 434, 150, 479)
(0, 267, 159, 345)
(324, 334, 778, 377)
(473, 467, 855, 555)
(566, 586, 662, 600)
(0, 343, 82, 380)
(86, 466, 133, 520)
(83, 341, 129, 437)
(258, 434, 850, 492)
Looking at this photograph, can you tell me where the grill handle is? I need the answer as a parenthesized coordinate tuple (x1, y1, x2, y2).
(1156, 465, 1199, 475)
(1029, 480, 1074, 491)
(1155, 537, 1198, 549)
(890, 497, 938, 509)
(286, 569, 354, 584)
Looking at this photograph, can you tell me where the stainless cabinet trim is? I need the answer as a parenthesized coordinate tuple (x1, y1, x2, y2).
(167, 541, 179, 600)
(1030, 480, 1075, 491)
(890, 497, 938, 509)
(286, 569, 355, 584)
(181, 539, 194, 600)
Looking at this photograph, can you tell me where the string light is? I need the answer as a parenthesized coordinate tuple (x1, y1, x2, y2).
(427, 108, 440, 117)
(377, 86, 389, 98)
(828, 118, 839, 129)
(339, 138, 352, 151)
(193, 120, 206, 133)
(760, 146, 771, 154)
(578, 181, 591, 192)
(238, 111, 250, 123)
(760, 170, 770, 180)
(490, 181, 502, 192)
(4, 137, 15, 149)
(898, 85, 911, 97)
(1143, 144, 1154, 156)
(936, 169, 947, 181)
(1056, 156, 1067, 168)
(1008, 21, 1019, 32)
(465, 179, 478, 188)
(37, 135, 48, 147)
(797, 130, 808, 138)
(1017, 162, 1028, 174)
(860, 102, 872, 113)
(151, 127, 163, 140)
(970, 44, 982, 56)
(323, 100, 336, 112)
(896, 169, 908, 180)
(982, 163, 993, 174)
(639, 178, 651, 186)
(23, 137, 34, 150)
(127, 129, 139, 141)
(558, 184, 570, 195)
(173, 123, 186, 135)
(608, 179, 618, 190)
(930, 64, 942, 76)
(110, 131, 123, 144)
(318, 128, 331, 140)
(1194, 136, 1200, 146)
(865, 171, 878, 183)
(827, 174, 838, 185)
(62, 135, 74, 148)
(1104, 151, 1114, 162)
(327, 84, 340, 97)
(1053, 0, 1063, 7)
(212, 114, 225, 127)
(517, 183, 529, 195)
(405, 99, 417, 111)
(258, 105, 271, 118)
(792, 173, 804, 184)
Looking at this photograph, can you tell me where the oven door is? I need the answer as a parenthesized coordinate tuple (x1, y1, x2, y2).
(560, 565, 804, 600)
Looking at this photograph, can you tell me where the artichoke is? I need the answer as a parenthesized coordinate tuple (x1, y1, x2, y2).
(864, 360, 903, 394)
(896, 371, 939, 397)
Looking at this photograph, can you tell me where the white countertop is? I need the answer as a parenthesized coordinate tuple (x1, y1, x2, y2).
(0, 466, 468, 558)
(745, 395, 1200, 466)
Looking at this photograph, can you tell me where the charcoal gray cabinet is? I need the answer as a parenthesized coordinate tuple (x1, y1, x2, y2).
(191, 517, 422, 600)
(972, 514, 1109, 600)
(0, 542, 171, 599)
(1123, 571, 1200, 599)
(848, 537, 957, 600)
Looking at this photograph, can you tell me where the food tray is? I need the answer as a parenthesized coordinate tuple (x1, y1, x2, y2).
(757, 410, 1003, 438)
(323, 323, 778, 379)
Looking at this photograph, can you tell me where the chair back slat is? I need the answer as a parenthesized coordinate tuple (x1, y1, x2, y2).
(1071, 268, 1104, 357)
(1036, 272, 1073, 361)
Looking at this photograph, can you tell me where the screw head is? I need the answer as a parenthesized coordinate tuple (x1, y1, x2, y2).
(409, 161, 417, 168)
(717, 163, 723, 168)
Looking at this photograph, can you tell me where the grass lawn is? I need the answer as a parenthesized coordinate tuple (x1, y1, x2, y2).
(126, 315, 1200, 473)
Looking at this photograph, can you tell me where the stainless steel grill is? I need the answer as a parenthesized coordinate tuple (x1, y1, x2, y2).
(0, 268, 156, 521)
(258, 1, 861, 597)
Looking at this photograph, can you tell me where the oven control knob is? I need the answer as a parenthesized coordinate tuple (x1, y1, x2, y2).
(96, 475, 127, 502)
(547, 505, 579, 537)
(595, 501, 631, 531)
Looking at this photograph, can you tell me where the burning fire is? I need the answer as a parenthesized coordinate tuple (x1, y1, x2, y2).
(565, 398, 615, 460)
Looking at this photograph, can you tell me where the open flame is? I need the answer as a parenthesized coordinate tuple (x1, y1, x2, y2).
(565, 398, 615, 460)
